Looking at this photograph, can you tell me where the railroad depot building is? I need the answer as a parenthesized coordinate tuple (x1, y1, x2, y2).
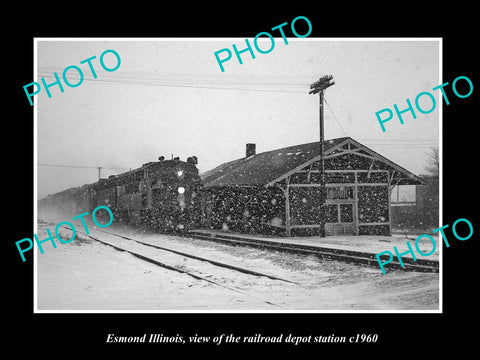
(200, 137, 425, 237)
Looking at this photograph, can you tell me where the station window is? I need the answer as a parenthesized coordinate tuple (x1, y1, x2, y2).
(326, 172, 355, 183)
(340, 204, 354, 222)
(357, 172, 388, 183)
(325, 204, 338, 222)
(125, 182, 139, 194)
(326, 187, 353, 200)
(324, 203, 354, 223)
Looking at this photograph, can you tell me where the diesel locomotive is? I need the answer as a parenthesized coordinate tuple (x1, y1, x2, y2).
(38, 156, 203, 232)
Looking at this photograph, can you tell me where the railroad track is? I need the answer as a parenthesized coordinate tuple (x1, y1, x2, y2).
(54, 224, 297, 308)
(92, 227, 297, 283)
(39, 218, 438, 273)
(187, 230, 440, 274)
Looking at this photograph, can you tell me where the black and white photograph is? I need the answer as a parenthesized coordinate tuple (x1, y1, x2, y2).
(34, 38, 441, 312)
(6, 7, 478, 355)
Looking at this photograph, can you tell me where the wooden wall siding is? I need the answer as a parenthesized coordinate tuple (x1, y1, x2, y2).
(357, 186, 389, 228)
(289, 186, 322, 226)
(201, 186, 285, 235)
(202, 170, 393, 236)
(286, 169, 391, 236)
(200, 136, 426, 236)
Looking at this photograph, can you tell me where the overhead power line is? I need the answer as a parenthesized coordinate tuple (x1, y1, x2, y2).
(324, 97, 348, 137)
(38, 163, 129, 170)
(359, 139, 438, 142)
(364, 145, 438, 149)
(36, 72, 309, 94)
(38, 163, 131, 180)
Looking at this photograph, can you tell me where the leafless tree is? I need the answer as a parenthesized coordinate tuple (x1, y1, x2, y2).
(425, 148, 439, 177)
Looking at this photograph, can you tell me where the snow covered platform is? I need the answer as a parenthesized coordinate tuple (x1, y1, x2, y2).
(188, 229, 440, 271)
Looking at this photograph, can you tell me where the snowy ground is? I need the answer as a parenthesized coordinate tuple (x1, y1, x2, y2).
(36, 216, 440, 312)
(192, 228, 441, 261)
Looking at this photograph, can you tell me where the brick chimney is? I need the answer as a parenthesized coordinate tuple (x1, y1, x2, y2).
(246, 143, 256, 157)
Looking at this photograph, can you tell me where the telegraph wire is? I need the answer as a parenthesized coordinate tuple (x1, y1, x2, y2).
(36, 71, 309, 94)
(324, 97, 348, 137)
(359, 139, 438, 149)
(364, 145, 438, 148)
(37, 67, 311, 87)
(34, 70, 440, 149)
(359, 139, 438, 142)
(38, 164, 129, 171)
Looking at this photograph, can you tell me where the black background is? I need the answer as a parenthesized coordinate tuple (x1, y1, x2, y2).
(5, 5, 478, 356)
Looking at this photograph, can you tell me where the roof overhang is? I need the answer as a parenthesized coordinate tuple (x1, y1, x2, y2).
(265, 137, 426, 187)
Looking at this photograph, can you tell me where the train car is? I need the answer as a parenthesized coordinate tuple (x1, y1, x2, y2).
(121, 155, 202, 231)
(39, 155, 203, 233)
(38, 186, 82, 218)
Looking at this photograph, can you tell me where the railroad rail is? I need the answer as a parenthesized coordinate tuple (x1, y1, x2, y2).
(92, 227, 296, 284)
(54, 224, 296, 308)
(186, 230, 440, 274)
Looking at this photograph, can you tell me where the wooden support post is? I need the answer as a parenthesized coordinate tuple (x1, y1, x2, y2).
(354, 171, 359, 235)
(387, 170, 397, 236)
(387, 187, 392, 236)
(285, 177, 291, 237)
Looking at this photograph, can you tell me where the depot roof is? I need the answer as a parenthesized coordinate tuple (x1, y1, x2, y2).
(201, 137, 426, 187)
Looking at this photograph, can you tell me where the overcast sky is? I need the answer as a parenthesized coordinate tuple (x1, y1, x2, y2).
(35, 38, 440, 199)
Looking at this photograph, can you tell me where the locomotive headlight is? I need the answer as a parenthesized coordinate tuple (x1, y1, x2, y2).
(177, 186, 185, 194)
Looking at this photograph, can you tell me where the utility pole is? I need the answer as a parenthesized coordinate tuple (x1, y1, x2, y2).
(97, 166, 102, 180)
(309, 75, 335, 238)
